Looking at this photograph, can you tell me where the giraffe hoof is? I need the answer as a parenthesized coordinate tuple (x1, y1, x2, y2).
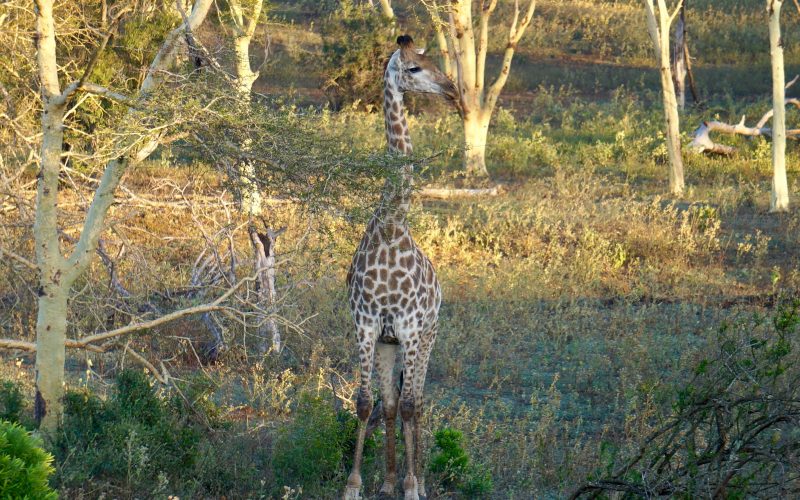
(343, 486, 361, 500)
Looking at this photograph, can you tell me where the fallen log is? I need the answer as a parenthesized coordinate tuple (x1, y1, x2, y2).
(417, 186, 500, 199)
(690, 77, 800, 155)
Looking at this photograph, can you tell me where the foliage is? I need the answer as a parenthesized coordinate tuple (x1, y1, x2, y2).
(430, 428, 493, 497)
(271, 391, 376, 494)
(53, 369, 253, 497)
(174, 83, 417, 216)
(317, 0, 394, 110)
(0, 381, 24, 425)
(0, 421, 57, 500)
(573, 301, 800, 498)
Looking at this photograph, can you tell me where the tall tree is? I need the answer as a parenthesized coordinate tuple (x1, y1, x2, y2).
(768, 0, 789, 211)
(644, 0, 685, 195)
(223, 0, 266, 216)
(30, 0, 214, 432)
(432, 0, 536, 178)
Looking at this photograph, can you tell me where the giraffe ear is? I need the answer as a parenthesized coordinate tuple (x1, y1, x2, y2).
(415, 48, 425, 55)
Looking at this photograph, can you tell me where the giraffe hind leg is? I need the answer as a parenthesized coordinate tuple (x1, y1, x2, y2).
(399, 329, 422, 500)
(375, 341, 399, 497)
(413, 339, 435, 500)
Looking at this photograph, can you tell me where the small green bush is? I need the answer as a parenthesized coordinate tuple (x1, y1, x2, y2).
(430, 428, 493, 497)
(0, 420, 57, 499)
(271, 392, 376, 495)
(0, 381, 24, 424)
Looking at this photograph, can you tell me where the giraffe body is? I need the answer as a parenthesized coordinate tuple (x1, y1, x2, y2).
(344, 35, 456, 500)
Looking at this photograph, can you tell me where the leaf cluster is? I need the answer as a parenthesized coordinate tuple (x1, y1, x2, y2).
(0, 421, 57, 500)
(165, 78, 422, 216)
(317, 0, 394, 110)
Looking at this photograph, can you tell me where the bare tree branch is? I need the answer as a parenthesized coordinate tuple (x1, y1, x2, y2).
(0, 245, 37, 270)
(74, 272, 257, 348)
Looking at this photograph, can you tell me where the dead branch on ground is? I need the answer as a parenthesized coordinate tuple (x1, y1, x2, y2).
(691, 76, 800, 155)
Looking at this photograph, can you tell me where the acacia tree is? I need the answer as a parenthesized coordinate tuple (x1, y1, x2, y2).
(768, 0, 789, 211)
(28, 0, 214, 432)
(644, 0, 685, 195)
(432, 0, 536, 178)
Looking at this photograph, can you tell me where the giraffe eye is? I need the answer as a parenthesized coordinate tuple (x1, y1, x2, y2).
(408, 67, 422, 74)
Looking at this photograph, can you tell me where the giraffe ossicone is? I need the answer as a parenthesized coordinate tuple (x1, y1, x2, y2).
(343, 35, 457, 500)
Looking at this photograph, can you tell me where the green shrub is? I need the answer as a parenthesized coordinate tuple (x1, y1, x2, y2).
(430, 428, 493, 497)
(573, 301, 800, 498)
(318, 0, 394, 110)
(272, 392, 376, 494)
(0, 381, 24, 425)
(0, 420, 57, 499)
(54, 369, 248, 497)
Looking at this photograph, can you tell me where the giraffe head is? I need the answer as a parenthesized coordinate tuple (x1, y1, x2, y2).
(386, 35, 458, 103)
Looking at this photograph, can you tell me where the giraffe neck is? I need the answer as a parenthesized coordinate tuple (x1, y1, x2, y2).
(376, 77, 413, 227)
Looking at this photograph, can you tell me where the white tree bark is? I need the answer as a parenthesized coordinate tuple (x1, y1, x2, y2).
(644, 0, 686, 195)
(249, 225, 282, 354)
(31, 0, 214, 432)
(690, 77, 800, 154)
(226, 0, 265, 216)
(378, 0, 394, 19)
(432, 2, 454, 81)
(434, 0, 536, 178)
(769, 0, 789, 212)
(672, 3, 687, 111)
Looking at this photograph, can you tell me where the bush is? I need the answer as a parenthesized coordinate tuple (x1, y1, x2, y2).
(430, 428, 493, 497)
(0, 420, 57, 499)
(0, 381, 24, 425)
(318, 0, 394, 110)
(54, 369, 250, 497)
(271, 392, 377, 495)
(573, 300, 800, 498)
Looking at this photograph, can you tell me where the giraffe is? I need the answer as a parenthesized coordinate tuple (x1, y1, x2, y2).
(343, 35, 457, 500)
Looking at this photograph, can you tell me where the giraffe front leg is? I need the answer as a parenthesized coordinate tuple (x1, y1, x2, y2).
(344, 324, 378, 500)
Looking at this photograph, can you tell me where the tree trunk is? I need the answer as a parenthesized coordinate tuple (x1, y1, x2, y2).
(249, 225, 281, 354)
(672, 4, 687, 111)
(34, 100, 69, 430)
(34, 287, 69, 431)
(234, 35, 258, 94)
(645, 0, 686, 196)
(378, 0, 394, 19)
(769, 0, 789, 212)
(229, 5, 263, 216)
(661, 68, 685, 194)
(463, 112, 490, 177)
